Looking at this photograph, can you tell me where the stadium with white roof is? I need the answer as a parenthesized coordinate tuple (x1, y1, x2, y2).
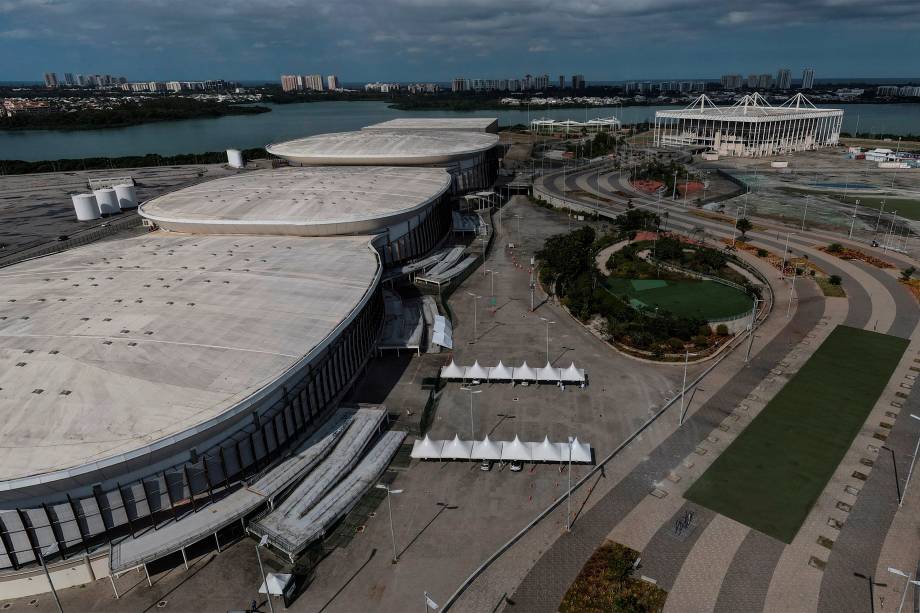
(0, 119, 500, 585)
(654, 93, 843, 157)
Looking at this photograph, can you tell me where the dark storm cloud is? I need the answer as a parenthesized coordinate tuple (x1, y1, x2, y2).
(1, 0, 918, 79)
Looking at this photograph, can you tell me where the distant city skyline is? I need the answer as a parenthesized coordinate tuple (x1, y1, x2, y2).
(1, 0, 918, 82)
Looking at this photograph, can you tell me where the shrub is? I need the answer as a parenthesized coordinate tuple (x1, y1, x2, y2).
(716, 324, 729, 336)
(827, 243, 844, 253)
(692, 335, 710, 347)
(902, 266, 917, 282)
(829, 275, 842, 286)
(756, 248, 768, 257)
(698, 324, 713, 337)
(668, 337, 685, 350)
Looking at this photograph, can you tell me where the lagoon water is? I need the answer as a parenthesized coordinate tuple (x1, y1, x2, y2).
(1, 101, 919, 162)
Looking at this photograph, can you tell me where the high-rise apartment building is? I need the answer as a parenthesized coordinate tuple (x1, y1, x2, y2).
(776, 68, 792, 90)
(43, 72, 58, 88)
(721, 74, 743, 89)
(571, 74, 585, 89)
(451, 77, 469, 92)
(757, 74, 773, 89)
(63, 73, 74, 86)
(801, 68, 815, 90)
(327, 75, 340, 90)
(559, 75, 565, 89)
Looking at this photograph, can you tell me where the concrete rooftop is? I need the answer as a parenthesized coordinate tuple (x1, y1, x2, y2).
(139, 166, 451, 237)
(265, 130, 499, 166)
(0, 232, 379, 483)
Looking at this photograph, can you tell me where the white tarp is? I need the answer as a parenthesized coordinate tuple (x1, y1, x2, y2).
(471, 436, 503, 460)
(466, 360, 489, 381)
(531, 436, 562, 462)
(441, 435, 474, 460)
(411, 435, 444, 459)
(440, 360, 465, 380)
(537, 362, 562, 383)
(432, 315, 453, 349)
(513, 361, 537, 382)
(500, 435, 532, 461)
(560, 362, 586, 383)
(489, 360, 513, 381)
(259, 572, 293, 596)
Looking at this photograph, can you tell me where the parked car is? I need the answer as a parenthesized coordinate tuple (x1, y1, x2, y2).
(509, 460, 524, 472)
(480, 460, 493, 471)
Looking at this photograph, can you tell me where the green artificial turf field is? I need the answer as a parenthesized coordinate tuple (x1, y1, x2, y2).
(685, 326, 909, 543)
(603, 277, 754, 321)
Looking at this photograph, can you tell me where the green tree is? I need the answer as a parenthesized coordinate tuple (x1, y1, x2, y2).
(902, 266, 917, 282)
(736, 218, 753, 238)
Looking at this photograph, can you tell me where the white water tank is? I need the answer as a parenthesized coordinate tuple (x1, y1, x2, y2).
(93, 188, 120, 216)
(770, 161, 789, 168)
(227, 149, 244, 168)
(114, 184, 138, 209)
(71, 193, 101, 221)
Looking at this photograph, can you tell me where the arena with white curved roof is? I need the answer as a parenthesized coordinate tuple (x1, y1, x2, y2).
(0, 118, 500, 575)
(265, 129, 500, 193)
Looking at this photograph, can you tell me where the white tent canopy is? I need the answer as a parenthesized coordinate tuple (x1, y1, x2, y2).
(489, 360, 513, 381)
(441, 435, 474, 460)
(259, 573, 293, 596)
(466, 360, 489, 381)
(411, 435, 445, 459)
(471, 436, 503, 460)
(513, 361, 537, 382)
(500, 435, 532, 461)
(440, 360, 465, 380)
(537, 362, 561, 383)
(561, 362, 586, 383)
(560, 437, 592, 463)
(531, 436, 562, 462)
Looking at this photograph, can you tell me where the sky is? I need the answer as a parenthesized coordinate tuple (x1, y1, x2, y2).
(1, 0, 919, 83)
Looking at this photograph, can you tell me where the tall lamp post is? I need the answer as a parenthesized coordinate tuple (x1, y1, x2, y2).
(485, 269, 499, 300)
(566, 436, 574, 531)
(887, 567, 920, 613)
(375, 483, 404, 564)
(38, 544, 63, 613)
(539, 317, 555, 364)
(466, 292, 480, 343)
(256, 535, 276, 613)
(460, 386, 482, 439)
(898, 414, 920, 508)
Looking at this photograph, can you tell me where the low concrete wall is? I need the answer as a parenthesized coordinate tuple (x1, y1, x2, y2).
(0, 552, 109, 599)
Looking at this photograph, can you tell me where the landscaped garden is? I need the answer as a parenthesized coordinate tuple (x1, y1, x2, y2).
(559, 541, 667, 613)
(685, 325, 909, 543)
(537, 209, 759, 358)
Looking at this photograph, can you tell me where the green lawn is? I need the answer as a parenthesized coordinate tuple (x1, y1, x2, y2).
(827, 195, 920, 222)
(603, 277, 754, 321)
(685, 326, 909, 543)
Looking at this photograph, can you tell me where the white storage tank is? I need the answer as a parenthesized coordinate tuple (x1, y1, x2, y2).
(227, 149, 244, 169)
(71, 193, 101, 221)
(770, 161, 789, 168)
(93, 188, 120, 216)
(114, 184, 138, 209)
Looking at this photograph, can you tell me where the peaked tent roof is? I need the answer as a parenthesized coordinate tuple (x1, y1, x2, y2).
(537, 362, 561, 382)
(471, 436, 502, 460)
(466, 360, 489, 380)
(411, 435, 444, 459)
(441, 434, 474, 460)
(440, 360, 465, 380)
(500, 435, 532, 461)
(561, 362, 586, 383)
(513, 361, 537, 381)
(570, 437, 592, 463)
(489, 360, 513, 380)
(531, 436, 562, 462)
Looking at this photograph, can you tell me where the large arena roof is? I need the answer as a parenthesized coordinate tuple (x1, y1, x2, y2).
(139, 166, 451, 236)
(362, 117, 498, 133)
(655, 93, 842, 121)
(0, 233, 379, 486)
(265, 130, 500, 166)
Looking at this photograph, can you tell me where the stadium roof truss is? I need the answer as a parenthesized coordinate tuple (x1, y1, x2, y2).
(530, 116, 621, 135)
(654, 93, 843, 157)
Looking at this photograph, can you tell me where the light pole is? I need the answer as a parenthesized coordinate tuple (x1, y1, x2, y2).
(898, 414, 920, 508)
(566, 436, 574, 531)
(679, 350, 689, 425)
(485, 269, 499, 300)
(787, 262, 798, 318)
(853, 572, 884, 613)
(256, 535, 276, 613)
(375, 483, 404, 564)
(539, 317, 555, 364)
(781, 233, 792, 278)
(884, 211, 898, 251)
(745, 298, 762, 364)
(801, 195, 809, 231)
(875, 201, 886, 234)
(887, 567, 920, 613)
(37, 544, 63, 613)
(460, 386, 482, 439)
(467, 292, 480, 343)
(849, 200, 859, 238)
